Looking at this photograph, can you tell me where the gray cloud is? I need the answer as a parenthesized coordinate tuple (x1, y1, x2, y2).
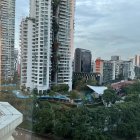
(15, 0, 140, 60)
(75, 0, 140, 60)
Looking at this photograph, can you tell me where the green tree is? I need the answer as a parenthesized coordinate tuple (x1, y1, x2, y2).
(102, 89, 119, 106)
(51, 84, 69, 93)
(69, 90, 80, 99)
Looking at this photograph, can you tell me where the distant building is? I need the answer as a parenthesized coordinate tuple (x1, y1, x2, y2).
(111, 80, 135, 90)
(135, 55, 140, 66)
(134, 66, 140, 79)
(111, 56, 120, 61)
(111, 60, 124, 80)
(91, 60, 95, 73)
(95, 58, 114, 84)
(74, 48, 92, 73)
(0, 0, 16, 84)
(123, 61, 135, 80)
(95, 58, 104, 74)
(73, 72, 101, 85)
(103, 60, 114, 84)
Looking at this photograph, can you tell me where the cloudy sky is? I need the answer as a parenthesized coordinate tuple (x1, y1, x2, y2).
(16, 0, 140, 60)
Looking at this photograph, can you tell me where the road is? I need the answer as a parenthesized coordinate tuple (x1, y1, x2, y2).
(13, 128, 53, 140)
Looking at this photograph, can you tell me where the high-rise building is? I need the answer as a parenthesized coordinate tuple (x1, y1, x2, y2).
(20, 0, 75, 92)
(0, 0, 15, 84)
(123, 61, 135, 80)
(111, 56, 120, 61)
(95, 58, 104, 74)
(135, 66, 140, 79)
(111, 60, 124, 80)
(95, 58, 115, 84)
(20, 17, 34, 89)
(135, 55, 140, 66)
(103, 60, 114, 84)
(95, 58, 104, 83)
(74, 48, 92, 73)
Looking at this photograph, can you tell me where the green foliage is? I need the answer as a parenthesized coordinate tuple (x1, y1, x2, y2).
(87, 79, 98, 86)
(122, 82, 140, 95)
(47, 90, 56, 96)
(32, 82, 140, 139)
(32, 88, 38, 95)
(51, 84, 69, 93)
(102, 89, 119, 105)
(69, 90, 80, 99)
(73, 78, 88, 91)
(73, 77, 98, 91)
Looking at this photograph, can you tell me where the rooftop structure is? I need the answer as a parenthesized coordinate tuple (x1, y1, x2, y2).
(0, 102, 23, 140)
(87, 85, 107, 95)
(111, 80, 135, 90)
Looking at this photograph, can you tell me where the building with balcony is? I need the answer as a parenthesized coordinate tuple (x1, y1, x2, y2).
(123, 61, 135, 80)
(95, 58, 115, 84)
(20, 0, 75, 92)
(0, 0, 15, 84)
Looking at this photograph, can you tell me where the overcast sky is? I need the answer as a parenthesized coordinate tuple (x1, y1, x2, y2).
(15, 0, 140, 60)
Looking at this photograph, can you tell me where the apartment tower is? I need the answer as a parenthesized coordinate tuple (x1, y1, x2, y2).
(0, 0, 15, 84)
(20, 0, 75, 92)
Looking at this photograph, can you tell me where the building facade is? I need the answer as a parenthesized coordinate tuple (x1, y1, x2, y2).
(95, 58, 115, 84)
(95, 58, 104, 83)
(123, 61, 135, 80)
(111, 55, 120, 61)
(103, 60, 114, 84)
(20, 17, 34, 89)
(135, 66, 140, 79)
(74, 48, 92, 73)
(0, 0, 15, 84)
(20, 0, 75, 92)
(135, 55, 140, 66)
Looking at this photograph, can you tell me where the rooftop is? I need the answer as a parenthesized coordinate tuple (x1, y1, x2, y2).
(87, 85, 108, 95)
(0, 102, 23, 140)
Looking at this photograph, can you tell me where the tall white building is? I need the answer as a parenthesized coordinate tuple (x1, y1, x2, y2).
(0, 0, 15, 84)
(123, 61, 135, 80)
(20, 17, 35, 89)
(135, 55, 140, 66)
(20, 0, 75, 92)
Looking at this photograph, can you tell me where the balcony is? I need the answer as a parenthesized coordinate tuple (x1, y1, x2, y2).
(0, 102, 23, 140)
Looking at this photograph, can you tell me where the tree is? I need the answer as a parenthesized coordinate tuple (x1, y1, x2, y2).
(51, 84, 69, 93)
(102, 89, 119, 106)
(32, 88, 38, 95)
(69, 90, 80, 100)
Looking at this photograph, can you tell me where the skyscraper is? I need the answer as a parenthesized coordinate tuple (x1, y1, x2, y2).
(0, 0, 15, 84)
(74, 48, 92, 73)
(20, 0, 75, 92)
